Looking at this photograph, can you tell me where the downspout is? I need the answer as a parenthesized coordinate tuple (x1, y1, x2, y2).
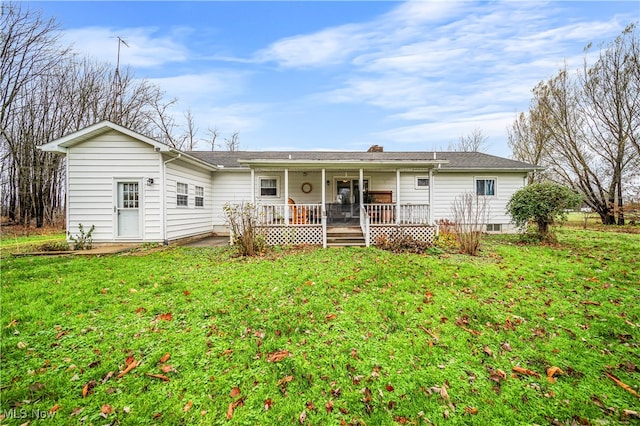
(162, 153, 181, 245)
(64, 148, 70, 242)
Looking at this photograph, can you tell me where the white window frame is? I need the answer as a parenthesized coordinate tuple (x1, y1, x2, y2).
(177, 182, 188, 207)
(195, 186, 204, 207)
(259, 176, 279, 198)
(415, 176, 430, 190)
(486, 223, 502, 232)
(475, 177, 497, 197)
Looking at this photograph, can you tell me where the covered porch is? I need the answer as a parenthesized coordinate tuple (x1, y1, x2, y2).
(242, 157, 444, 247)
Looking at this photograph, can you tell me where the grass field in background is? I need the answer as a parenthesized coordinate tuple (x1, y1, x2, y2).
(1, 229, 639, 425)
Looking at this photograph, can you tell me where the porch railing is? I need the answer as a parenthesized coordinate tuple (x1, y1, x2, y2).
(259, 203, 323, 225)
(364, 204, 430, 225)
(360, 205, 370, 247)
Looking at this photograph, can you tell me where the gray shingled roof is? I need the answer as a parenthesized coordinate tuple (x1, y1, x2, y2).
(187, 150, 538, 171)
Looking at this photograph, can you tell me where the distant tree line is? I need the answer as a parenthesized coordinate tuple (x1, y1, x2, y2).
(508, 23, 640, 225)
(0, 2, 238, 227)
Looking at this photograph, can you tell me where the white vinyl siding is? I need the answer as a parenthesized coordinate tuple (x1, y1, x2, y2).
(165, 159, 213, 241)
(432, 172, 527, 232)
(66, 130, 161, 242)
(211, 171, 252, 233)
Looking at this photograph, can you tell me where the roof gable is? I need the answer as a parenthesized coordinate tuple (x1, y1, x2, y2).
(38, 120, 171, 153)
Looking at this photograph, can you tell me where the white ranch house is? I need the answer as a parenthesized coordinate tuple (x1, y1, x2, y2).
(40, 121, 538, 247)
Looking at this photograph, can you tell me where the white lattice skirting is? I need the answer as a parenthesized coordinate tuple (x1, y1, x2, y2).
(370, 225, 437, 246)
(262, 226, 323, 246)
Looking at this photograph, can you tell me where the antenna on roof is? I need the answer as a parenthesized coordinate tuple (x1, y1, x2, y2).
(112, 36, 129, 121)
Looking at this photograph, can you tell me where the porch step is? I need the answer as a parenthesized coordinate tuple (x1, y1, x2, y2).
(326, 226, 366, 247)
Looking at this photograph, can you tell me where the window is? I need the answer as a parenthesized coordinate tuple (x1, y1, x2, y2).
(260, 177, 278, 197)
(415, 176, 430, 190)
(475, 178, 496, 196)
(486, 224, 502, 232)
(177, 182, 188, 206)
(195, 186, 204, 207)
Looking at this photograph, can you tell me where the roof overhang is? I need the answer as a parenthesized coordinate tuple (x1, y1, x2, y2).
(438, 166, 543, 173)
(38, 120, 218, 171)
(237, 159, 450, 170)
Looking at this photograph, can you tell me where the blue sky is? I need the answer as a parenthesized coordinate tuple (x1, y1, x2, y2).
(32, 1, 639, 155)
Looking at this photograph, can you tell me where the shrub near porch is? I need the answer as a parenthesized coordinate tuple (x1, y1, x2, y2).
(1, 229, 638, 424)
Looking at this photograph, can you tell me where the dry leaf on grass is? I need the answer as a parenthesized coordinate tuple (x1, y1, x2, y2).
(146, 373, 170, 382)
(605, 372, 640, 398)
(512, 366, 540, 378)
(547, 366, 564, 383)
(266, 350, 291, 362)
(159, 352, 171, 363)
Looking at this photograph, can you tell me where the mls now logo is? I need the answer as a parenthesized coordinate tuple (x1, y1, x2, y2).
(3, 408, 56, 420)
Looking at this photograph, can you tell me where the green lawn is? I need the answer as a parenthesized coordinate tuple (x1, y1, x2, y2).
(1, 229, 638, 425)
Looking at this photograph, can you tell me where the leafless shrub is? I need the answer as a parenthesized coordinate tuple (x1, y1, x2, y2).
(223, 202, 267, 256)
(451, 193, 490, 255)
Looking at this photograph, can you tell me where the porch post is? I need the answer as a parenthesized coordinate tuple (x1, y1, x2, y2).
(396, 169, 401, 225)
(322, 168, 327, 247)
(359, 168, 364, 210)
(429, 168, 434, 225)
(321, 167, 326, 214)
(284, 168, 289, 224)
(250, 168, 255, 204)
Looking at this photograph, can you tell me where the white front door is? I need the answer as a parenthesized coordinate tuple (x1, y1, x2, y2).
(116, 182, 140, 237)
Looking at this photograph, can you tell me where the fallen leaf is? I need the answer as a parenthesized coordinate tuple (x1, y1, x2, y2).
(623, 409, 640, 419)
(483, 345, 493, 357)
(49, 404, 61, 413)
(153, 412, 162, 419)
(226, 397, 245, 420)
(385, 384, 395, 392)
(325, 400, 334, 413)
(325, 314, 337, 321)
(146, 373, 170, 382)
(100, 404, 113, 416)
(159, 353, 171, 363)
(82, 380, 96, 398)
(117, 359, 138, 379)
(513, 366, 540, 378)
(264, 398, 273, 411)
(306, 401, 315, 411)
(546, 366, 564, 383)
(101, 371, 114, 384)
(605, 372, 640, 398)
(501, 342, 512, 352)
(267, 350, 291, 363)
(183, 401, 193, 412)
(230, 387, 241, 398)
(299, 410, 307, 424)
(156, 312, 173, 321)
(160, 364, 173, 373)
(277, 375, 293, 386)
(464, 406, 478, 415)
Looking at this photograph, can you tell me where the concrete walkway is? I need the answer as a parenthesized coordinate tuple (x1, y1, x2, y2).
(182, 236, 230, 247)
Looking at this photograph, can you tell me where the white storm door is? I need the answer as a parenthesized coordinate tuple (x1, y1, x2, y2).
(116, 182, 140, 237)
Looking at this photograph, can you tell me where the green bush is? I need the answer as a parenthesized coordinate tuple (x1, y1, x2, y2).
(507, 182, 581, 242)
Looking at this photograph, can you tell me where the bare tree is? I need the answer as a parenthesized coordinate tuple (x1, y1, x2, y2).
(507, 112, 549, 184)
(510, 24, 639, 225)
(1, 2, 188, 226)
(206, 126, 220, 151)
(182, 109, 198, 151)
(224, 131, 240, 151)
(448, 128, 488, 152)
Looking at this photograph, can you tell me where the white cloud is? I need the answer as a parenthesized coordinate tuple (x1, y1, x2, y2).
(62, 26, 189, 68)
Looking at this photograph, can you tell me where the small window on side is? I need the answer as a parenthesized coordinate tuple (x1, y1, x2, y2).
(415, 176, 430, 190)
(195, 186, 204, 207)
(177, 182, 188, 207)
